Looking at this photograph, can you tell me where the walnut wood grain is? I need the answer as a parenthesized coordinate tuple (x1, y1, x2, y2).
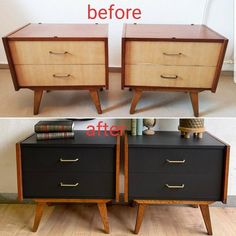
(130, 89, 142, 114)
(89, 89, 102, 114)
(32, 202, 45, 232)
(15, 143, 23, 201)
(98, 203, 110, 234)
(34, 90, 43, 115)
(200, 205, 213, 235)
(190, 92, 199, 117)
(134, 204, 146, 234)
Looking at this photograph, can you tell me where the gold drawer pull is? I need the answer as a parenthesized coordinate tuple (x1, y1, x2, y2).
(60, 182, 79, 187)
(163, 52, 182, 56)
(165, 184, 185, 189)
(49, 51, 69, 55)
(161, 75, 178, 80)
(166, 159, 186, 164)
(53, 74, 71, 78)
(60, 158, 79, 163)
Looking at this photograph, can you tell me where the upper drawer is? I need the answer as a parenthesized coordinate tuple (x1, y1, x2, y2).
(125, 64, 216, 89)
(9, 41, 106, 65)
(15, 65, 106, 87)
(125, 41, 222, 66)
(129, 148, 224, 174)
(21, 147, 115, 172)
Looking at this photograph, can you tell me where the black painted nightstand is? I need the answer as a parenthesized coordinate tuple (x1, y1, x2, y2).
(124, 131, 230, 235)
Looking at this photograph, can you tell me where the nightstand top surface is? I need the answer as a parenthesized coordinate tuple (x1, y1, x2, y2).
(123, 24, 226, 41)
(7, 23, 108, 39)
(21, 131, 117, 147)
(127, 131, 226, 148)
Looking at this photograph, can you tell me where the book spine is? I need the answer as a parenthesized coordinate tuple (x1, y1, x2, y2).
(35, 125, 73, 133)
(36, 132, 75, 141)
(131, 119, 137, 136)
(137, 119, 143, 136)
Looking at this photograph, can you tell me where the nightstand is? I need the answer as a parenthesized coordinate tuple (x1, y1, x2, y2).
(16, 131, 120, 233)
(124, 131, 230, 235)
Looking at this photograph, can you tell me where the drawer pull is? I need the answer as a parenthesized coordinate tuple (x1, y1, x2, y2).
(60, 182, 79, 187)
(166, 159, 186, 164)
(60, 158, 79, 163)
(163, 52, 182, 56)
(161, 75, 178, 80)
(49, 51, 69, 55)
(53, 74, 71, 78)
(165, 184, 185, 189)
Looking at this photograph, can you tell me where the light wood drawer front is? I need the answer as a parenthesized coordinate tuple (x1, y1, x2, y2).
(125, 65, 216, 88)
(15, 65, 105, 86)
(10, 41, 105, 65)
(125, 42, 222, 66)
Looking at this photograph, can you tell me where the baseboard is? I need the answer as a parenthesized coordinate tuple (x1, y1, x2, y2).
(1, 193, 236, 207)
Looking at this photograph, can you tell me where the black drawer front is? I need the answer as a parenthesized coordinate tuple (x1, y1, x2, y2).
(21, 147, 115, 172)
(23, 172, 115, 199)
(129, 173, 223, 201)
(129, 148, 224, 174)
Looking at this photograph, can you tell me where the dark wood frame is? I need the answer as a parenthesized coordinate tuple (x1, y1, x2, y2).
(124, 131, 230, 235)
(122, 24, 228, 116)
(2, 23, 109, 115)
(15, 135, 120, 233)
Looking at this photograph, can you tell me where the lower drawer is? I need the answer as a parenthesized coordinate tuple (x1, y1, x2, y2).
(15, 65, 106, 87)
(125, 65, 216, 88)
(23, 172, 115, 199)
(128, 173, 223, 201)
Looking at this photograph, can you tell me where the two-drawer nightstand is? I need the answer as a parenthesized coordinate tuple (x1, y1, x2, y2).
(3, 23, 109, 115)
(122, 24, 228, 116)
(124, 131, 230, 235)
(16, 131, 120, 233)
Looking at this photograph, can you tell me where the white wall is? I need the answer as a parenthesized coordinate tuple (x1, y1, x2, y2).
(0, 0, 234, 69)
(0, 118, 236, 196)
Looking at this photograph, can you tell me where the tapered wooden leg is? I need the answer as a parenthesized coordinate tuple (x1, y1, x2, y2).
(89, 90, 102, 114)
(32, 202, 45, 232)
(130, 89, 143, 114)
(200, 205, 213, 235)
(34, 90, 43, 115)
(97, 203, 110, 234)
(134, 204, 146, 234)
(189, 92, 199, 117)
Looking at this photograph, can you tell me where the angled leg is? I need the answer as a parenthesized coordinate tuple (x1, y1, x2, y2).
(134, 204, 146, 234)
(33, 202, 45, 232)
(189, 92, 199, 117)
(130, 89, 143, 114)
(200, 205, 213, 235)
(89, 90, 102, 114)
(34, 90, 44, 115)
(97, 203, 110, 234)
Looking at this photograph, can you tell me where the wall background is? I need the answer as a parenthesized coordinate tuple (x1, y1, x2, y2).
(0, 118, 235, 196)
(0, 0, 234, 69)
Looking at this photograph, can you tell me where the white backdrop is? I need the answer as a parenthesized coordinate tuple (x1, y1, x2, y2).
(0, 0, 234, 68)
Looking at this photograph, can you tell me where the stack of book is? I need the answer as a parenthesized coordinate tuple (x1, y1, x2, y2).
(131, 119, 143, 136)
(35, 120, 75, 140)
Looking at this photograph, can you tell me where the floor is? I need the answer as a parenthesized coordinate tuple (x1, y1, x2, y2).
(0, 69, 235, 117)
(0, 204, 236, 236)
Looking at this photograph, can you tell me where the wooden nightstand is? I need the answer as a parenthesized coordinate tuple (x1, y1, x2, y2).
(16, 131, 120, 233)
(122, 24, 228, 116)
(124, 132, 230, 235)
(3, 23, 109, 115)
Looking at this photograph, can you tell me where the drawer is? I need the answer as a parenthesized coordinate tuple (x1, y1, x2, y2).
(129, 148, 224, 174)
(21, 147, 115, 172)
(23, 172, 115, 199)
(125, 42, 222, 66)
(15, 65, 106, 86)
(128, 173, 223, 201)
(125, 64, 216, 88)
(9, 41, 105, 65)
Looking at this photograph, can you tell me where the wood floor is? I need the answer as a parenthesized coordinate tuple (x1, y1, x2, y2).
(0, 204, 236, 236)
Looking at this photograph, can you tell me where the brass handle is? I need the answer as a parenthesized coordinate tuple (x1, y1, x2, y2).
(165, 184, 185, 189)
(163, 52, 182, 56)
(60, 158, 79, 163)
(53, 74, 71, 78)
(49, 51, 69, 55)
(166, 159, 186, 164)
(161, 75, 178, 80)
(60, 182, 79, 187)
